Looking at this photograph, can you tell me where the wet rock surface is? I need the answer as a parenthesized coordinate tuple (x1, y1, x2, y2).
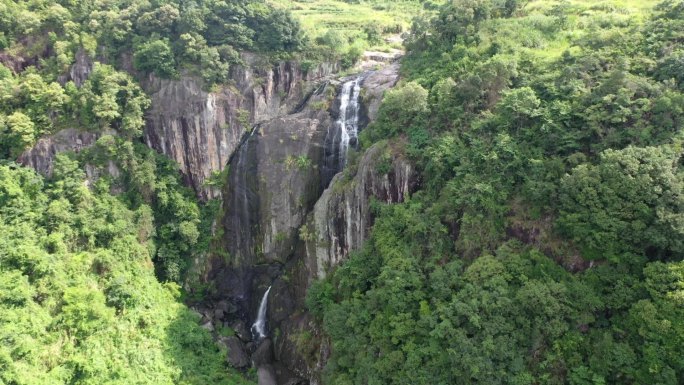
(200, 61, 409, 384)
(143, 57, 340, 200)
(257, 365, 278, 385)
(252, 338, 275, 367)
(221, 336, 250, 369)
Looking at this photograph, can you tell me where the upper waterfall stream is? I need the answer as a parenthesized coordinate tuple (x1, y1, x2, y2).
(323, 75, 364, 186)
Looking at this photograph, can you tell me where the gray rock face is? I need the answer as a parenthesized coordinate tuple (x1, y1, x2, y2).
(306, 143, 417, 280)
(204, 62, 406, 383)
(143, 58, 340, 200)
(143, 76, 247, 200)
(257, 365, 278, 385)
(18, 128, 107, 176)
(220, 105, 332, 267)
(221, 336, 250, 369)
(212, 112, 331, 319)
(361, 61, 401, 122)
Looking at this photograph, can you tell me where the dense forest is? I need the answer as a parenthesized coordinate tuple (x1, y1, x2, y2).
(308, 0, 684, 384)
(0, 0, 299, 383)
(1, 0, 683, 384)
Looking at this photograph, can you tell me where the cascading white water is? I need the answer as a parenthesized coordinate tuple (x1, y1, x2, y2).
(251, 286, 272, 340)
(336, 77, 362, 167)
(322, 75, 364, 187)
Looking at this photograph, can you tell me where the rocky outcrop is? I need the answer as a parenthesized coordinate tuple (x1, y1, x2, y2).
(360, 61, 401, 122)
(19, 52, 96, 176)
(57, 49, 93, 87)
(201, 61, 405, 384)
(306, 142, 417, 280)
(18, 128, 109, 176)
(221, 336, 250, 369)
(143, 57, 340, 200)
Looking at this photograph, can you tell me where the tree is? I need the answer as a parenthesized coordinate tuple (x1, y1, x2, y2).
(133, 39, 177, 78)
(558, 145, 684, 261)
(1, 112, 35, 158)
(376, 81, 428, 134)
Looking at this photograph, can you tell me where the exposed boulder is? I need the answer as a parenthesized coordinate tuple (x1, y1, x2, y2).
(220, 336, 250, 369)
(18, 128, 113, 176)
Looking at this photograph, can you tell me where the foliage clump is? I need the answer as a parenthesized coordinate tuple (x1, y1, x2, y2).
(0, 0, 306, 86)
(0, 162, 251, 385)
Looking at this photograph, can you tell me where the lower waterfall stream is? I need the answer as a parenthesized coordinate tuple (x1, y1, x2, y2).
(213, 68, 390, 385)
(251, 286, 272, 340)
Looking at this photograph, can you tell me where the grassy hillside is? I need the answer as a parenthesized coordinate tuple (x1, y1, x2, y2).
(404, 0, 666, 82)
(267, 0, 441, 65)
(268, 0, 435, 49)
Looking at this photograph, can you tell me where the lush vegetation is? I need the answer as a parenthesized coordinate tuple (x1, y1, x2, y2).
(0, 38, 244, 379)
(2, 0, 684, 383)
(0, 0, 293, 383)
(0, 0, 305, 85)
(309, 0, 684, 384)
(0, 52, 210, 285)
(0, 159, 251, 384)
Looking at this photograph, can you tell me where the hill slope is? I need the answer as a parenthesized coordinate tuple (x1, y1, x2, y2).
(308, 1, 684, 384)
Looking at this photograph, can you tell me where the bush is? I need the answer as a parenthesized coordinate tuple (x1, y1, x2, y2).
(133, 39, 177, 78)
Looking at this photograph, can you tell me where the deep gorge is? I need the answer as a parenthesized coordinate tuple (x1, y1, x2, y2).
(18, 50, 409, 385)
(3, 1, 683, 384)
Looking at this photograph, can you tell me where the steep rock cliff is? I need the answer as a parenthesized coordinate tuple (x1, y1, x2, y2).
(265, 141, 417, 384)
(201, 63, 411, 384)
(208, 88, 334, 320)
(143, 57, 340, 200)
(305, 141, 417, 281)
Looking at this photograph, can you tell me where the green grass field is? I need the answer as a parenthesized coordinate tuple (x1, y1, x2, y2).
(270, 0, 660, 57)
(480, 0, 662, 62)
(268, 0, 437, 50)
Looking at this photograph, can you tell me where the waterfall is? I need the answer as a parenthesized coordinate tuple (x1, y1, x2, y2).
(251, 286, 272, 340)
(322, 75, 364, 186)
(336, 76, 362, 166)
(224, 126, 260, 264)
